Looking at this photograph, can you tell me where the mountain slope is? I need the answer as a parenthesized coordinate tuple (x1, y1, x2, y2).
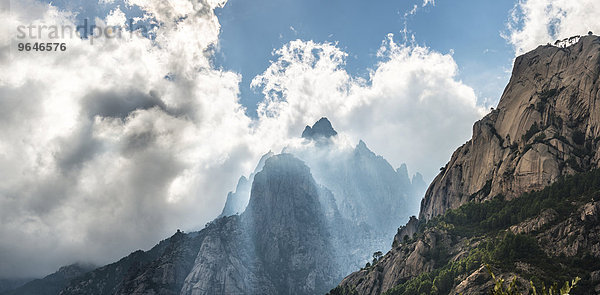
(59, 154, 340, 295)
(333, 35, 600, 294)
(2, 264, 94, 295)
(0, 279, 30, 294)
(59, 233, 184, 294)
(334, 169, 600, 294)
(289, 121, 426, 275)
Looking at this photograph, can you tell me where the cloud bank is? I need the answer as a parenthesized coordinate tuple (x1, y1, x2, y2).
(252, 35, 485, 183)
(505, 0, 600, 55)
(0, 0, 483, 278)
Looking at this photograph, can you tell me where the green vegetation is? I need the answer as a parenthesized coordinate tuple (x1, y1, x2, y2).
(382, 169, 600, 295)
(488, 265, 580, 295)
(327, 285, 358, 295)
(373, 251, 384, 264)
(426, 168, 600, 237)
(382, 232, 548, 295)
(330, 170, 600, 295)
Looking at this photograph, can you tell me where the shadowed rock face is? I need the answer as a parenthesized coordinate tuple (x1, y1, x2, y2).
(179, 154, 339, 295)
(244, 154, 338, 294)
(57, 155, 339, 295)
(2, 264, 93, 295)
(219, 151, 274, 218)
(420, 35, 600, 221)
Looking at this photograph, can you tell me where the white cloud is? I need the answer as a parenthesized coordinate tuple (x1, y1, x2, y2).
(105, 6, 126, 26)
(253, 34, 486, 183)
(0, 0, 258, 278)
(0, 0, 484, 279)
(505, 0, 600, 55)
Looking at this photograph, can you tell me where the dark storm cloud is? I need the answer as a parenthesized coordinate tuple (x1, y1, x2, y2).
(56, 89, 177, 173)
(54, 124, 101, 173)
(82, 89, 169, 119)
(0, 82, 42, 126)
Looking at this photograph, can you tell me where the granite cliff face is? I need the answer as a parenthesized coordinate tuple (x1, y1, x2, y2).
(420, 35, 600, 220)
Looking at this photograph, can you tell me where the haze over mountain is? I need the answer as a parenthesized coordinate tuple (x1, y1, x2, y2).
(2, 119, 424, 295)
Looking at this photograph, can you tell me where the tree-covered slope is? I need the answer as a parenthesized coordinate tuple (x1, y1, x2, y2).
(333, 168, 600, 294)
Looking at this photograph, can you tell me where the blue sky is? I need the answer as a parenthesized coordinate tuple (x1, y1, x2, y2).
(214, 0, 516, 116)
(45, 0, 518, 114)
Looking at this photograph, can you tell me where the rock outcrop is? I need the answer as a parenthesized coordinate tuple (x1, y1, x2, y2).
(181, 154, 339, 295)
(302, 117, 338, 140)
(392, 216, 419, 247)
(420, 35, 600, 220)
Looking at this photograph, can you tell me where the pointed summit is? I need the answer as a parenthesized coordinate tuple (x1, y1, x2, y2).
(219, 151, 274, 217)
(301, 117, 338, 140)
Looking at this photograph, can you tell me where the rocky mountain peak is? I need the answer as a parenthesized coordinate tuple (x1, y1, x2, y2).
(244, 153, 338, 294)
(419, 34, 600, 220)
(219, 151, 274, 217)
(55, 264, 93, 278)
(397, 163, 409, 179)
(301, 117, 338, 140)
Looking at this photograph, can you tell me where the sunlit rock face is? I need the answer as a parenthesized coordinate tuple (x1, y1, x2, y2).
(420, 35, 600, 221)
